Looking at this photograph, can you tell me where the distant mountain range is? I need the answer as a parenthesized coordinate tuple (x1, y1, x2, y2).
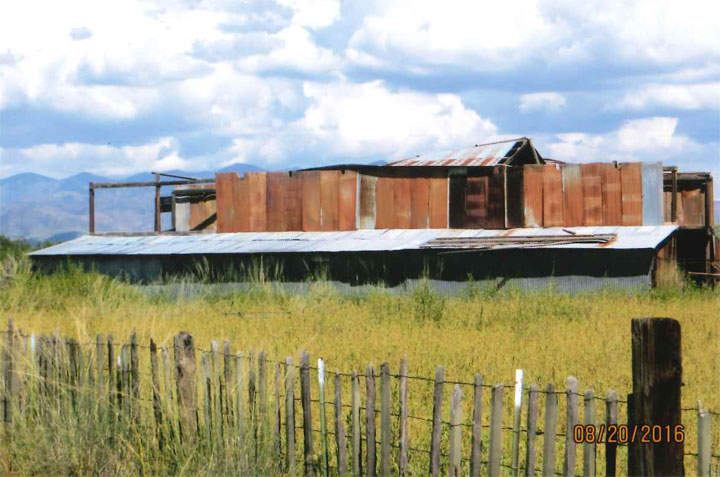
(0, 164, 262, 242)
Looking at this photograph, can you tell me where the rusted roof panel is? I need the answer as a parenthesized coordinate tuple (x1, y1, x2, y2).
(388, 138, 524, 167)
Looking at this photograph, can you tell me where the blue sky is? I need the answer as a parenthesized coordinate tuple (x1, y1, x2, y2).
(0, 0, 718, 192)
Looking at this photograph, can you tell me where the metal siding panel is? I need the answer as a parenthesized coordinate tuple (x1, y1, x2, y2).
(428, 177, 448, 228)
(641, 162, 664, 225)
(266, 172, 287, 231)
(247, 172, 267, 232)
(375, 177, 394, 228)
(562, 164, 584, 226)
(338, 171, 357, 231)
(601, 163, 622, 225)
(505, 167, 525, 229)
(357, 174, 377, 229)
(214, 172, 238, 233)
(620, 163, 643, 225)
(320, 170, 340, 231)
(486, 168, 505, 229)
(285, 174, 304, 231)
(464, 176, 488, 228)
(410, 178, 429, 228)
(543, 164, 564, 227)
(302, 171, 321, 231)
(523, 165, 544, 227)
(581, 163, 603, 226)
(393, 178, 412, 228)
(448, 173, 467, 228)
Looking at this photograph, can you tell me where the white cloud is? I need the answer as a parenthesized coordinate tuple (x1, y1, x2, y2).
(619, 82, 720, 111)
(276, 0, 340, 29)
(519, 92, 567, 112)
(294, 80, 498, 159)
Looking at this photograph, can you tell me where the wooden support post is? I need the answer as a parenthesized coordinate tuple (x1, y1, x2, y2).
(154, 173, 161, 233)
(671, 168, 677, 222)
(471, 374, 484, 477)
(300, 351, 314, 476)
(89, 184, 95, 233)
(430, 366, 445, 477)
(605, 391, 618, 477)
(285, 357, 296, 476)
(511, 370, 524, 477)
(525, 385, 539, 477)
(449, 384, 463, 477)
(318, 358, 329, 477)
(366, 364, 377, 477)
(398, 357, 409, 476)
(564, 376, 579, 477)
(629, 318, 683, 476)
(583, 389, 596, 477)
(697, 403, 711, 477)
(174, 331, 197, 442)
(351, 371, 361, 477)
(150, 339, 164, 450)
(380, 362, 390, 477)
(542, 383, 558, 477)
(334, 372, 348, 476)
(488, 384, 504, 477)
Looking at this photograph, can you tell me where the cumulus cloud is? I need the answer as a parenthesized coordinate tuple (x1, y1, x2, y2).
(619, 82, 720, 111)
(519, 92, 567, 113)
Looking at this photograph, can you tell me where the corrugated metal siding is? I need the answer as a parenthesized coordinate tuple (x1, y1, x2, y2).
(642, 162, 664, 225)
(30, 225, 677, 257)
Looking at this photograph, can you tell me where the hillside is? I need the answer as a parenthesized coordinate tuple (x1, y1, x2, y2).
(0, 164, 262, 241)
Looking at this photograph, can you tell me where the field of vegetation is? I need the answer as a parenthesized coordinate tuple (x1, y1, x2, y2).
(0, 239, 718, 475)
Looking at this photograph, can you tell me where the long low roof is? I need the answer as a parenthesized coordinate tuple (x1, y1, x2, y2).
(30, 226, 677, 256)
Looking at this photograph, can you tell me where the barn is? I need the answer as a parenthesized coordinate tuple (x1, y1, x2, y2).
(30, 138, 716, 291)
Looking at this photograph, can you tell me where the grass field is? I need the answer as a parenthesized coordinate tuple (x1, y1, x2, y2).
(0, 260, 718, 474)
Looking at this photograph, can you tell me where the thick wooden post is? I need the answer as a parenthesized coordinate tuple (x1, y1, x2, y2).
(488, 384, 504, 477)
(366, 364, 377, 477)
(605, 391, 618, 477)
(511, 370, 524, 477)
(525, 385, 539, 477)
(563, 376, 579, 477)
(629, 318, 683, 476)
(95, 334, 104, 389)
(697, 403, 711, 476)
(300, 351, 314, 476)
(107, 335, 115, 408)
(89, 184, 95, 233)
(130, 331, 139, 423)
(150, 339, 164, 449)
(318, 359, 329, 477)
(398, 357, 409, 476)
(174, 331, 197, 441)
(334, 372, 348, 476)
(154, 173, 161, 233)
(223, 341, 232, 428)
(430, 366, 445, 477)
(285, 357, 296, 476)
(351, 371, 361, 477)
(470, 374, 484, 477)
(583, 389, 596, 477)
(449, 384, 463, 477)
(542, 383, 558, 477)
(380, 362, 391, 477)
(275, 362, 282, 470)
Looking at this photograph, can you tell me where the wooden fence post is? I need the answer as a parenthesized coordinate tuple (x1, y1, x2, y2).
(430, 366, 445, 477)
(249, 351, 257, 452)
(605, 390, 618, 477)
(563, 376, 579, 477)
(211, 341, 222, 439)
(697, 403, 711, 476)
(67, 338, 79, 410)
(150, 339, 164, 450)
(107, 334, 115, 408)
(380, 361, 391, 477)
(202, 352, 213, 436)
(300, 350, 314, 476)
(130, 331, 139, 423)
(542, 384, 558, 477)
(285, 357, 296, 476)
(525, 385, 539, 477)
(174, 331, 197, 441)
(398, 357, 409, 476)
(161, 347, 175, 441)
(236, 352, 246, 449)
(258, 351, 268, 443)
(629, 318, 683, 476)
(275, 362, 282, 470)
(583, 389, 596, 477)
(121, 344, 131, 417)
(223, 341, 232, 429)
(366, 364, 377, 477)
(95, 334, 104, 390)
(3, 318, 14, 425)
(334, 372, 348, 476)
(449, 384, 463, 477)
(488, 384, 504, 477)
(511, 370, 524, 477)
(351, 371, 361, 477)
(318, 358, 329, 477)
(471, 374, 484, 477)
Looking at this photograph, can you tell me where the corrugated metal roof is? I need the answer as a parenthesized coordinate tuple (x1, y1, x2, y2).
(388, 138, 525, 167)
(30, 226, 677, 257)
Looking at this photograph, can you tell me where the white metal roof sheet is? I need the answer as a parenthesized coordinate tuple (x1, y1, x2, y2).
(29, 226, 677, 257)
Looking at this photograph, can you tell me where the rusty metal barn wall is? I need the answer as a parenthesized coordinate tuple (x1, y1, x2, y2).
(641, 162, 664, 225)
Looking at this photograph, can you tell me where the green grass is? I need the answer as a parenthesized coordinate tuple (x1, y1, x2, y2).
(0, 264, 718, 475)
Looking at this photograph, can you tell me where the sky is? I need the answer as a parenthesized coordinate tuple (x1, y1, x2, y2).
(0, 0, 718, 192)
